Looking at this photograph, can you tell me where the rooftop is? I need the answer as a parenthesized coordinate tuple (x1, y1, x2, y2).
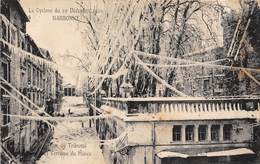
(10, 0, 29, 22)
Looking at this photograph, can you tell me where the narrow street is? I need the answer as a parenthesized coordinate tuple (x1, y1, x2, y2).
(37, 97, 106, 164)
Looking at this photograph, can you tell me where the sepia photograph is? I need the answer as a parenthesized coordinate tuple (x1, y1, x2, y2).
(1, 0, 260, 163)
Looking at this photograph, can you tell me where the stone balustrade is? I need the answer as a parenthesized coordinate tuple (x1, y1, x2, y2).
(100, 97, 260, 114)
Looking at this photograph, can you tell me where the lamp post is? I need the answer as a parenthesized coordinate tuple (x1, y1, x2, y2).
(119, 79, 134, 98)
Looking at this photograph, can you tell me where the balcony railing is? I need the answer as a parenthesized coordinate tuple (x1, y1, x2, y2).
(99, 97, 260, 114)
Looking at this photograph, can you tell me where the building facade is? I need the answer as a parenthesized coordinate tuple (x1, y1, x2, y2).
(63, 83, 76, 96)
(174, 47, 227, 97)
(92, 97, 260, 164)
(0, 0, 63, 162)
(174, 2, 260, 97)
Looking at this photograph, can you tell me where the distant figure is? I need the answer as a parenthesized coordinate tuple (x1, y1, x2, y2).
(68, 108, 72, 115)
(46, 95, 54, 116)
(82, 122, 84, 128)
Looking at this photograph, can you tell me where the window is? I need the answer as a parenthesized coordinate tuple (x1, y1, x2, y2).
(218, 82, 223, 89)
(33, 68, 36, 86)
(72, 88, 76, 96)
(10, 28, 17, 45)
(199, 125, 207, 141)
(172, 125, 182, 141)
(203, 79, 210, 91)
(2, 105, 10, 125)
(2, 21, 7, 40)
(211, 125, 220, 141)
(185, 125, 194, 141)
(1, 62, 10, 82)
(1, 0, 10, 18)
(28, 65, 31, 83)
(223, 124, 232, 141)
(40, 73, 43, 88)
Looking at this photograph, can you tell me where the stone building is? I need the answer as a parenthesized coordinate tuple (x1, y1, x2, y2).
(0, 0, 63, 162)
(63, 83, 76, 96)
(174, 1, 260, 97)
(92, 96, 259, 164)
(174, 47, 227, 97)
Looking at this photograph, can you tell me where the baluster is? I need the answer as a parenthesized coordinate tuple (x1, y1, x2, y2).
(238, 103, 241, 110)
(200, 103, 204, 112)
(233, 103, 237, 111)
(204, 103, 208, 112)
(170, 104, 174, 113)
(138, 104, 142, 113)
(198, 103, 203, 112)
(176, 104, 180, 112)
(184, 103, 187, 112)
(224, 103, 228, 111)
(195, 103, 199, 112)
(174, 104, 179, 112)
(236, 103, 240, 111)
(147, 103, 151, 113)
(188, 104, 191, 112)
(220, 103, 223, 111)
(216, 103, 220, 112)
(161, 103, 165, 113)
(188, 104, 192, 112)
(191, 104, 194, 112)
(140, 103, 145, 113)
(161, 104, 165, 113)
(120, 102, 123, 110)
(153, 103, 156, 113)
(212, 103, 216, 112)
(207, 103, 211, 112)
(189, 104, 193, 112)
(181, 103, 184, 112)
(151, 103, 155, 113)
(146, 103, 149, 113)
(180, 103, 183, 112)
(166, 103, 169, 113)
(179, 103, 183, 112)
(229, 103, 233, 111)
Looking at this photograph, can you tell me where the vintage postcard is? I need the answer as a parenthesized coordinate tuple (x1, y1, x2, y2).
(1, 0, 260, 164)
